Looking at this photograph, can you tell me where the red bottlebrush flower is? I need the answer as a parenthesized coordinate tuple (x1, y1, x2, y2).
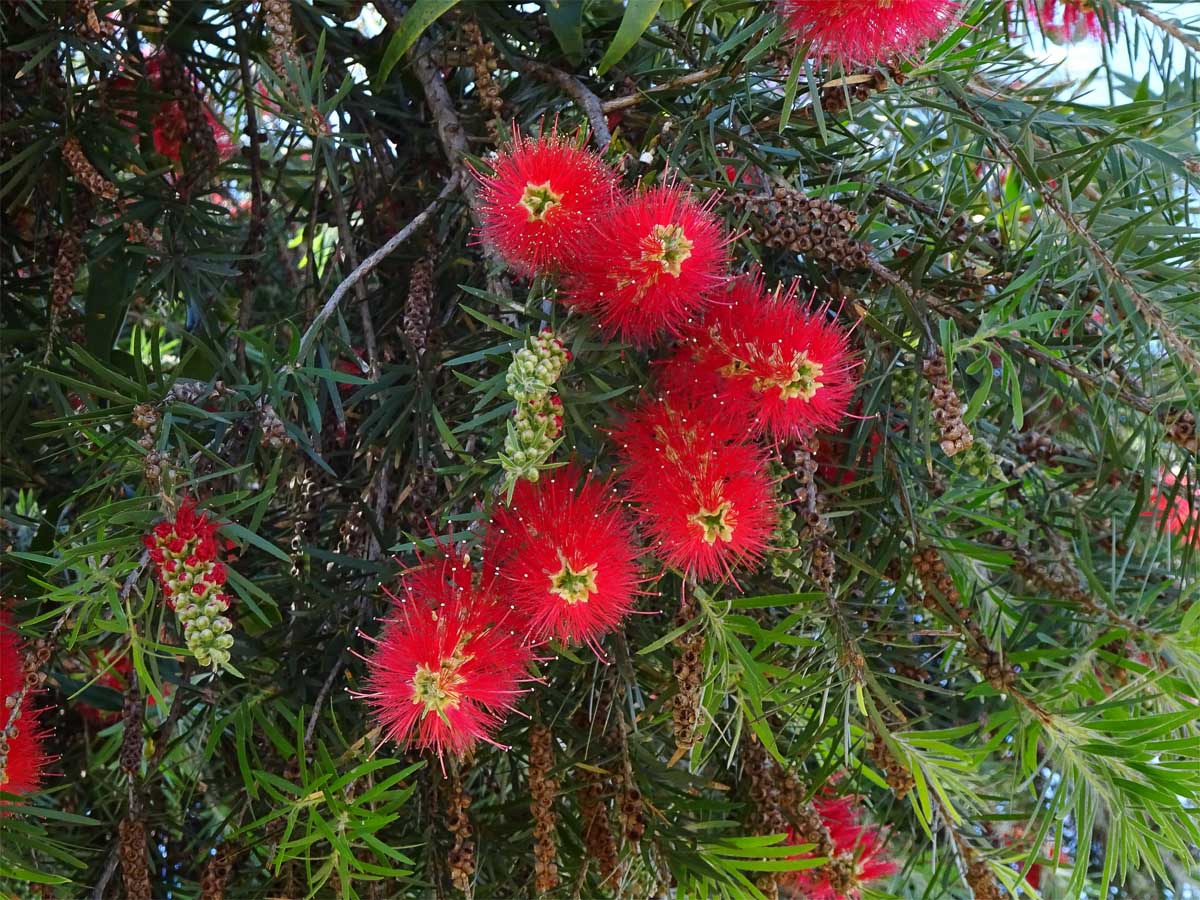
(564, 185, 730, 345)
(614, 398, 776, 580)
(1145, 471, 1200, 548)
(787, 793, 898, 899)
(776, 0, 957, 63)
(485, 466, 640, 650)
(0, 613, 49, 796)
(1026, 0, 1103, 43)
(109, 55, 234, 164)
(663, 277, 859, 440)
(358, 553, 530, 761)
(475, 128, 620, 277)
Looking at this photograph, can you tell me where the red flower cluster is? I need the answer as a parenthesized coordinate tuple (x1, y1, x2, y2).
(1026, 0, 1103, 43)
(1146, 471, 1200, 548)
(144, 499, 237, 670)
(475, 131, 729, 344)
(476, 127, 619, 277)
(486, 466, 641, 651)
(0, 613, 49, 796)
(776, 0, 957, 63)
(787, 793, 897, 899)
(663, 276, 859, 440)
(110, 54, 234, 163)
(565, 186, 729, 345)
(615, 398, 776, 580)
(359, 553, 529, 761)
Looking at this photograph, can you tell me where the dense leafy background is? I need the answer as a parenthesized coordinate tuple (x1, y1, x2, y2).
(2, 1, 1200, 898)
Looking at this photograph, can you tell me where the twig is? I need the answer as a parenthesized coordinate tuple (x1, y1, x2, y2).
(326, 163, 379, 376)
(517, 59, 611, 148)
(952, 90, 1200, 381)
(294, 173, 460, 364)
(1124, 2, 1200, 54)
(600, 65, 725, 114)
(235, 20, 267, 371)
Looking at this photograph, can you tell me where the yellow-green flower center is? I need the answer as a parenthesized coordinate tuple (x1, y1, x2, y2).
(754, 353, 825, 401)
(642, 224, 694, 277)
(549, 555, 600, 604)
(412, 656, 467, 715)
(519, 180, 564, 222)
(688, 501, 735, 544)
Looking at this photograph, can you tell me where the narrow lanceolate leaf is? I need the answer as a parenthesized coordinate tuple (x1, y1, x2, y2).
(597, 0, 665, 75)
(376, 0, 460, 83)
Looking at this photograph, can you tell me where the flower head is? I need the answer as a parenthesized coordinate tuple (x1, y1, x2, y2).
(144, 499, 236, 671)
(360, 552, 530, 760)
(614, 398, 776, 580)
(1, 613, 50, 796)
(776, 0, 957, 63)
(486, 466, 640, 650)
(1145, 471, 1200, 548)
(1026, 0, 1104, 44)
(787, 793, 897, 899)
(564, 185, 729, 345)
(663, 277, 859, 440)
(475, 128, 619, 276)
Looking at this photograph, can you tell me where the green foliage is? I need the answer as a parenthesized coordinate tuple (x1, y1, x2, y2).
(2, 0, 1199, 898)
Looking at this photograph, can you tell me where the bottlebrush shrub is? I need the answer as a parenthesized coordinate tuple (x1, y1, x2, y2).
(787, 793, 898, 899)
(486, 465, 640, 650)
(358, 552, 530, 760)
(564, 184, 730, 345)
(776, 0, 958, 62)
(615, 397, 777, 579)
(663, 275, 859, 440)
(144, 500, 237, 672)
(0, 613, 49, 796)
(475, 128, 619, 276)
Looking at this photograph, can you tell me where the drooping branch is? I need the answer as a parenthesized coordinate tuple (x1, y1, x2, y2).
(517, 59, 612, 148)
(294, 173, 460, 364)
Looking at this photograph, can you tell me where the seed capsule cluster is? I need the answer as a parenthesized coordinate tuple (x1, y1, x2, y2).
(671, 596, 705, 752)
(1165, 408, 1199, 453)
(119, 690, 144, 775)
(742, 737, 787, 899)
(529, 725, 560, 893)
(463, 20, 503, 139)
(579, 768, 620, 886)
(119, 817, 153, 900)
(199, 844, 236, 900)
(446, 770, 476, 893)
(262, 0, 295, 78)
(922, 351, 974, 456)
(404, 253, 435, 356)
(734, 188, 871, 269)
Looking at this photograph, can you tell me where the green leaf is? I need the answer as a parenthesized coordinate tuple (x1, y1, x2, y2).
(544, 0, 585, 62)
(376, 0, 460, 84)
(597, 0, 665, 76)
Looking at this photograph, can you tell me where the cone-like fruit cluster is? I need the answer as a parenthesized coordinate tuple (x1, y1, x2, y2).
(119, 690, 144, 774)
(404, 253, 435, 356)
(62, 137, 118, 202)
(463, 19, 503, 137)
(742, 737, 788, 899)
(964, 848, 1005, 900)
(446, 770, 476, 893)
(500, 330, 571, 486)
(144, 499, 237, 671)
(199, 844, 235, 900)
(734, 189, 870, 269)
(671, 596, 705, 751)
(922, 351, 974, 456)
(1165, 408, 1199, 453)
(119, 816, 153, 900)
(616, 397, 776, 579)
(617, 774, 647, 845)
(776, 0, 957, 63)
(50, 201, 87, 327)
(0, 612, 50, 795)
(262, 0, 295, 78)
(529, 725, 560, 893)
(579, 768, 620, 885)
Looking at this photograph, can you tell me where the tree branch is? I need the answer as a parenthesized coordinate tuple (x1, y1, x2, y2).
(600, 65, 726, 114)
(517, 59, 611, 148)
(294, 173, 460, 364)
